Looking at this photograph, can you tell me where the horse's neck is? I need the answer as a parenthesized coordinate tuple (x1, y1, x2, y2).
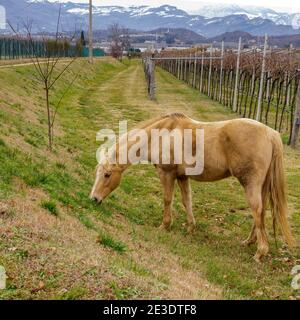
(114, 124, 155, 172)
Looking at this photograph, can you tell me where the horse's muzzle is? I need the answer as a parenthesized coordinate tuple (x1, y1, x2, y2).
(91, 196, 102, 205)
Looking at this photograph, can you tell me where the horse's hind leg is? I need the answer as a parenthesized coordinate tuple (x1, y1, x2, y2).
(243, 223, 257, 246)
(177, 177, 196, 233)
(157, 169, 175, 231)
(245, 183, 268, 262)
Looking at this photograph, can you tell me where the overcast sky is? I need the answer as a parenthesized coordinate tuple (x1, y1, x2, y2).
(48, 0, 300, 13)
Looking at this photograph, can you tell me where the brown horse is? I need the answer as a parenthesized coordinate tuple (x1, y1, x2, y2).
(90, 113, 294, 262)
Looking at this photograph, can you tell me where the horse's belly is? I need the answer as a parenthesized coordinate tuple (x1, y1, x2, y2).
(192, 146, 230, 181)
(177, 161, 230, 181)
(176, 144, 230, 181)
(190, 169, 231, 182)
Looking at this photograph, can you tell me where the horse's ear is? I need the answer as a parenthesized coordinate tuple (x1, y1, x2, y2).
(99, 153, 109, 166)
(97, 148, 110, 165)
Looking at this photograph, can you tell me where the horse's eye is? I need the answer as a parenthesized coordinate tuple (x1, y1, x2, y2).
(104, 172, 112, 178)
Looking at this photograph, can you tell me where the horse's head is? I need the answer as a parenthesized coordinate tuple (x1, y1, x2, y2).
(90, 162, 122, 204)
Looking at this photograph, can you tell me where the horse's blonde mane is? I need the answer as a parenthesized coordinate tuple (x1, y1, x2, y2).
(134, 113, 189, 130)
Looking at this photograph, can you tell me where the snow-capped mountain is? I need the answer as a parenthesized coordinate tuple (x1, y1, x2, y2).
(193, 3, 299, 27)
(1, 0, 300, 37)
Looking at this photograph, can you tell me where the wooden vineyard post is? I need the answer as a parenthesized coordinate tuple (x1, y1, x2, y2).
(286, 44, 293, 107)
(144, 57, 156, 101)
(149, 58, 156, 100)
(208, 44, 213, 97)
(256, 34, 268, 121)
(233, 37, 241, 112)
(200, 51, 204, 93)
(286, 72, 290, 107)
(250, 47, 257, 115)
(193, 52, 197, 88)
(183, 57, 187, 82)
(266, 71, 270, 102)
(180, 59, 184, 80)
(144, 58, 150, 96)
(290, 81, 300, 148)
(188, 53, 192, 85)
(219, 41, 224, 102)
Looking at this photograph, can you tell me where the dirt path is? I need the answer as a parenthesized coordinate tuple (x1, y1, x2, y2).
(96, 61, 231, 122)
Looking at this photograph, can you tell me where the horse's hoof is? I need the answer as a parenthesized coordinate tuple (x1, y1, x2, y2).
(187, 224, 196, 234)
(242, 239, 255, 246)
(158, 223, 171, 231)
(253, 245, 269, 263)
(253, 251, 268, 263)
(253, 254, 262, 263)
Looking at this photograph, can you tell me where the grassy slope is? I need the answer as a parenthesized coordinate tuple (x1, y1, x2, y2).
(0, 58, 299, 300)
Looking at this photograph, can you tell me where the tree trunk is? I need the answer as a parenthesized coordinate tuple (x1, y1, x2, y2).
(45, 85, 52, 151)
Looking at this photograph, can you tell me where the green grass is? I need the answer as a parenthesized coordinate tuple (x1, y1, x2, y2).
(98, 233, 127, 253)
(57, 286, 88, 300)
(41, 200, 59, 216)
(108, 281, 140, 300)
(0, 58, 299, 300)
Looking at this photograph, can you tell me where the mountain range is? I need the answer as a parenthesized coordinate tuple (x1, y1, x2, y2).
(1, 0, 300, 38)
(193, 3, 300, 26)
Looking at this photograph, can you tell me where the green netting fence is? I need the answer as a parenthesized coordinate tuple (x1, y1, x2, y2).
(0, 37, 82, 60)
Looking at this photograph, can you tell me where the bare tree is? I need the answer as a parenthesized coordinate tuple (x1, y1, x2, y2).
(9, 7, 79, 151)
(108, 23, 131, 60)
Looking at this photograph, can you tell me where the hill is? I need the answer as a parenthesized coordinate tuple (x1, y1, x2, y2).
(207, 31, 300, 48)
(268, 34, 300, 48)
(143, 28, 206, 44)
(0, 58, 299, 300)
(208, 31, 255, 43)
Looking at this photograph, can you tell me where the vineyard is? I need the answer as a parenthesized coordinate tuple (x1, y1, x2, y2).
(144, 38, 300, 145)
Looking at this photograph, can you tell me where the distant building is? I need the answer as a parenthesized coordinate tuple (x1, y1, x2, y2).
(131, 41, 166, 53)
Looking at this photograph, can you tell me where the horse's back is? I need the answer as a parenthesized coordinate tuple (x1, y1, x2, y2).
(218, 119, 274, 185)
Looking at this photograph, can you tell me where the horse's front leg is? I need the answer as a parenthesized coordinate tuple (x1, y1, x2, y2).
(157, 169, 175, 231)
(177, 177, 196, 233)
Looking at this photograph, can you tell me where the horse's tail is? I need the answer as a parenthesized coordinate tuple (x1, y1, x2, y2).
(262, 131, 294, 248)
